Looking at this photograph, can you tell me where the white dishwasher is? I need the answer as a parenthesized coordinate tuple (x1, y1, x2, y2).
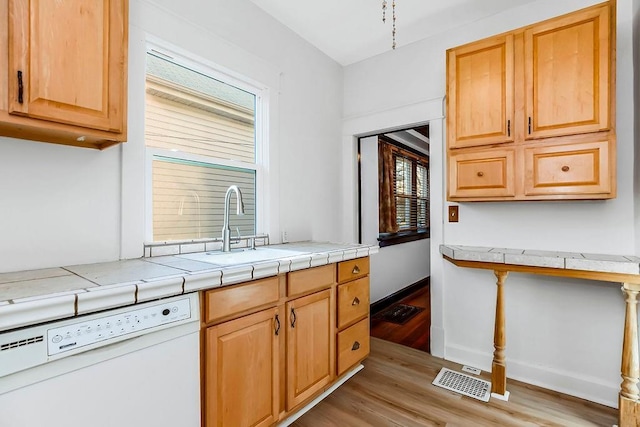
(0, 292, 201, 427)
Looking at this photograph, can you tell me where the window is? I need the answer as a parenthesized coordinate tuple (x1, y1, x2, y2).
(378, 138, 429, 246)
(145, 48, 264, 242)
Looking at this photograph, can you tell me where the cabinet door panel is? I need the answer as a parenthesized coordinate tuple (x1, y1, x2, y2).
(205, 308, 279, 427)
(525, 5, 609, 139)
(8, 0, 126, 132)
(447, 35, 514, 148)
(286, 289, 334, 411)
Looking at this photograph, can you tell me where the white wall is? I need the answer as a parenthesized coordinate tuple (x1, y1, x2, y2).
(0, 0, 344, 273)
(343, 0, 636, 407)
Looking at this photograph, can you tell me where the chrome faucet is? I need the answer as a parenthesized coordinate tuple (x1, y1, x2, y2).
(222, 185, 245, 252)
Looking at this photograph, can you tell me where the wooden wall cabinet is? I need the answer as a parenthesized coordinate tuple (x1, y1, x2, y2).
(0, 0, 128, 149)
(202, 259, 370, 427)
(446, 1, 615, 201)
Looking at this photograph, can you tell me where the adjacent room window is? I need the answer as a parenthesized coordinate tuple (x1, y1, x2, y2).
(378, 138, 429, 246)
(145, 48, 263, 242)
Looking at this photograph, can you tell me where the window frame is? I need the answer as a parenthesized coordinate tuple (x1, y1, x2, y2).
(378, 138, 430, 247)
(143, 40, 269, 243)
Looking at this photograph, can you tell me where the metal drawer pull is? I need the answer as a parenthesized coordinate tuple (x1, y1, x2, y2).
(561, 165, 570, 172)
(352, 341, 360, 351)
(274, 314, 280, 336)
(352, 266, 360, 275)
(290, 307, 296, 328)
(477, 171, 484, 177)
(352, 297, 360, 306)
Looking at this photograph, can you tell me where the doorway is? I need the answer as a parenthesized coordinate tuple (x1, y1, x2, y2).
(358, 124, 431, 353)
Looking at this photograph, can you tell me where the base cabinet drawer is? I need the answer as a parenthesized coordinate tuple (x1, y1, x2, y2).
(449, 149, 515, 199)
(337, 318, 370, 376)
(524, 140, 611, 196)
(337, 277, 370, 329)
(204, 276, 279, 324)
(338, 258, 369, 283)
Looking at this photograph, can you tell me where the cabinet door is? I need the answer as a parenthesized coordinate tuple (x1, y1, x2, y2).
(8, 0, 126, 132)
(286, 289, 334, 411)
(447, 34, 514, 148)
(205, 307, 280, 427)
(524, 5, 610, 139)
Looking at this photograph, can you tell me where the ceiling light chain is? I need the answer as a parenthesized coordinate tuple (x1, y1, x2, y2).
(392, 0, 396, 49)
(382, 0, 396, 49)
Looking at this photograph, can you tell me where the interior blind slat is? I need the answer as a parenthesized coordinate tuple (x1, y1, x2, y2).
(392, 151, 430, 231)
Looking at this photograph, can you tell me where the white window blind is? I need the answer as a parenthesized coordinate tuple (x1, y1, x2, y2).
(394, 152, 429, 231)
(145, 51, 258, 242)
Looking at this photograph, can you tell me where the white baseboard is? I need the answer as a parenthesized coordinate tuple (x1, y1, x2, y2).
(445, 343, 619, 408)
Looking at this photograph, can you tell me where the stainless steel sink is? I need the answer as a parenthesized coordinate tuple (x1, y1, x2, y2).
(177, 247, 307, 266)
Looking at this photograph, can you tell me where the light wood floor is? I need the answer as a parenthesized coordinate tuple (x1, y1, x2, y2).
(293, 338, 618, 427)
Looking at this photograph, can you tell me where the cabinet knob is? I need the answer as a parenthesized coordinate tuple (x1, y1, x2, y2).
(477, 171, 484, 177)
(561, 165, 570, 172)
(352, 297, 360, 306)
(352, 266, 360, 275)
(351, 341, 360, 351)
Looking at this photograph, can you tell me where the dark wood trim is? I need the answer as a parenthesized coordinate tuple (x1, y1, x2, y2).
(378, 230, 430, 247)
(370, 277, 430, 316)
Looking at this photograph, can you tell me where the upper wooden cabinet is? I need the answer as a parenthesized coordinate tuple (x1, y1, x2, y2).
(525, 6, 610, 139)
(446, 1, 615, 201)
(0, 0, 127, 149)
(447, 35, 514, 149)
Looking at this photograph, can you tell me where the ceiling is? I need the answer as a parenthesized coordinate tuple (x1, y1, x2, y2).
(249, 0, 540, 65)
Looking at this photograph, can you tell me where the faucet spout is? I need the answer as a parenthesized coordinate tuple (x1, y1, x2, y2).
(222, 185, 245, 252)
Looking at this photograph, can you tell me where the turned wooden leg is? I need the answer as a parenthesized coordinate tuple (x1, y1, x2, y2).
(619, 283, 640, 427)
(492, 270, 508, 397)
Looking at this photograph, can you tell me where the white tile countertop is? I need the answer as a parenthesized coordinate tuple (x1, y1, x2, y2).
(0, 241, 379, 333)
(440, 244, 640, 275)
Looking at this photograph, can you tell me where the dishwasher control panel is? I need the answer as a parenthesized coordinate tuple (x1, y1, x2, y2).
(47, 297, 192, 356)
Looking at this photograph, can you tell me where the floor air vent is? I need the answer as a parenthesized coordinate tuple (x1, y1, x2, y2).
(432, 367, 491, 402)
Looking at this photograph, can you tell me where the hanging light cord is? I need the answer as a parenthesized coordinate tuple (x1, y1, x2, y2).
(382, 0, 396, 49)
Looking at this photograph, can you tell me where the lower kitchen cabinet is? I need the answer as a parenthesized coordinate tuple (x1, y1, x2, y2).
(204, 307, 280, 427)
(286, 289, 334, 410)
(201, 258, 370, 427)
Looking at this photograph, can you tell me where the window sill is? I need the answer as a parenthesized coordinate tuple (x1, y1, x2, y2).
(378, 230, 430, 248)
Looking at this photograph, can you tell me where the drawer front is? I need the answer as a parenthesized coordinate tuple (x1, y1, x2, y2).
(337, 277, 370, 330)
(449, 149, 515, 198)
(337, 318, 370, 376)
(524, 140, 611, 196)
(337, 257, 369, 283)
(287, 264, 335, 297)
(205, 276, 279, 324)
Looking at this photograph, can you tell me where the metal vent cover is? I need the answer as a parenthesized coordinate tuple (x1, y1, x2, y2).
(0, 336, 44, 352)
(432, 367, 491, 402)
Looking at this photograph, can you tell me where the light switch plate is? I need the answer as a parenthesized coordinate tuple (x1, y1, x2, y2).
(448, 205, 459, 222)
